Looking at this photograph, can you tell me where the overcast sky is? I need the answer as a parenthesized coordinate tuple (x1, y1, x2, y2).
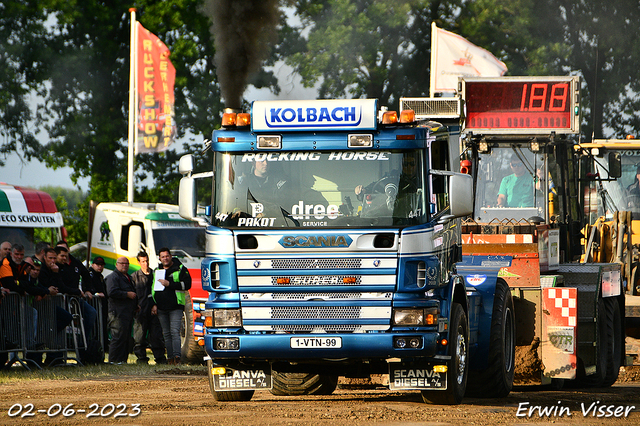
(2, 61, 316, 191)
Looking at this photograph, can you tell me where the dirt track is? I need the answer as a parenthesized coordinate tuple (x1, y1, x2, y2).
(1, 366, 640, 425)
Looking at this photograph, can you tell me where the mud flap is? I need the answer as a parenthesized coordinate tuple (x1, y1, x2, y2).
(388, 362, 447, 390)
(211, 364, 273, 391)
(542, 286, 577, 380)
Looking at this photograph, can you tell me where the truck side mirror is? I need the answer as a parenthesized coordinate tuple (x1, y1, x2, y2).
(179, 154, 194, 176)
(449, 173, 474, 218)
(128, 224, 142, 254)
(179, 176, 197, 221)
(608, 151, 621, 178)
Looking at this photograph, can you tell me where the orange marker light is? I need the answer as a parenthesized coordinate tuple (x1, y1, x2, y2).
(381, 111, 398, 124)
(222, 112, 236, 127)
(236, 113, 251, 127)
(399, 109, 415, 123)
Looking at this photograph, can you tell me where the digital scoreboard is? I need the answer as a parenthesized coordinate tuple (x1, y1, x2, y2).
(460, 76, 581, 135)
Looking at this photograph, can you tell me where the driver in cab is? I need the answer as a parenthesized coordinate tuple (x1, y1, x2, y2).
(239, 159, 288, 202)
(354, 155, 418, 212)
(497, 154, 534, 208)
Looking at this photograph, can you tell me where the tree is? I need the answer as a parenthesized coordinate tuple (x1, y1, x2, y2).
(558, 0, 640, 139)
(284, 0, 414, 106)
(0, 0, 48, 167)
(36, 0, 225, 204)
(284, 0, 640, 140)
(38, 186, 88, 244)
(457, 0, 640, 140)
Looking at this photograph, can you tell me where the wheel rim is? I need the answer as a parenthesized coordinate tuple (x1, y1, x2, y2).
(504, 306, 515, 373)
(455, 325, 467, 385)
(180, 311, 187, 346)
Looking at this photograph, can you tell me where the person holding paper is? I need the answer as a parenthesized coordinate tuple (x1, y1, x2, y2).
(106, 256, 138, 364)
(152, 248, 191, 365)
(132, 251, 166, 365)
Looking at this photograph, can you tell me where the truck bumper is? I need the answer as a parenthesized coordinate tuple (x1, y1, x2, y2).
(204, 331, 441, 360)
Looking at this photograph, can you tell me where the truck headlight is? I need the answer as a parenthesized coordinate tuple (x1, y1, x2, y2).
(392, 307, 439, 326)
(214, 309, 242, 327)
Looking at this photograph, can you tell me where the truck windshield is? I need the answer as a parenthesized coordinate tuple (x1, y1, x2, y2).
(151, 227, 206, 257)
(213, 150, 427, 228)
(473, 145, 559, 223)
(590, 150, 640, 221)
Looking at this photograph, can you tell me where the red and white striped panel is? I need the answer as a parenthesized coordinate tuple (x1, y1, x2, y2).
(545, 287, 577, 327)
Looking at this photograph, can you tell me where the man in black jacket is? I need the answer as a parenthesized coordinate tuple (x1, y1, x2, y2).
(106, 257, 138, 364)
(21, 257, 73, 366)
(152, 248, 191, 365)
(54, 246, 98, 340)
(132, 251, 166, 364)
(86, 257, 108, 352)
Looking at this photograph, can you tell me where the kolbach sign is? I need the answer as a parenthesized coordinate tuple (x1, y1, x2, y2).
(251, 99, 378, 132)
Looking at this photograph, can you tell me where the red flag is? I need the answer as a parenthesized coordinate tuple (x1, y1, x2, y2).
(136, 22, 176, 153)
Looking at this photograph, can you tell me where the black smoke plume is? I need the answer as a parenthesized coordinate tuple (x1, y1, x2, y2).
(203, 0, 280, 109)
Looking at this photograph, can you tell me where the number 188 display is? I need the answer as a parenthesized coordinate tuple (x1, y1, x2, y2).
(461, 76, 581, 135)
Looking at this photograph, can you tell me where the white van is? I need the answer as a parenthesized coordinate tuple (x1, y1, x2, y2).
(89, 202, 207, 362)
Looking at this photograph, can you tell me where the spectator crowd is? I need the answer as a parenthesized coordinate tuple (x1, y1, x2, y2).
(0, 239, 191, 368)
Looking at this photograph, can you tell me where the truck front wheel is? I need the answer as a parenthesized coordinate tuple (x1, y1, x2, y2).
(466, 279, 515, 397)
(180, 293, 205, 364)
(421, 302, 468, 405)
(207, 360, 255, 402)
(270, 372, 338, 396)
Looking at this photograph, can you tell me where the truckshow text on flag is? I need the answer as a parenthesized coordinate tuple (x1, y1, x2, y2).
(135, 22, 176, 154)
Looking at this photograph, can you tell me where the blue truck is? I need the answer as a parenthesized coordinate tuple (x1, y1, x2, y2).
(176, 98, 522, 405)
(179, 77, 628, 404)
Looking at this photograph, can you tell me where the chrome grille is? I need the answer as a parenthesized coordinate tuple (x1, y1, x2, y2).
(271, 306, 361, 319)
(272, 324, 362, 333)
(271, 258, 362, 269)
(400, 97, 462, 120)
(271, 292, 363, 300)
(271, 276, 362, 286)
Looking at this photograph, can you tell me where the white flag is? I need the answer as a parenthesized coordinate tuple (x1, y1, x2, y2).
(430, 22, 507, 96)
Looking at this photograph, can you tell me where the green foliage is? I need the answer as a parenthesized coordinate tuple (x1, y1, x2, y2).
(285, 0, 413, 106)
(37, 186, 89, 245)
(37, 0, 227, 200)
(0, 0, 48, 166)
(282, 0, 640, 139)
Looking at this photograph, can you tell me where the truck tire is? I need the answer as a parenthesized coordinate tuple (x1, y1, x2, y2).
(421, 303, 468, 405)
(603, 297, 622, 387)
(180, 292, 205, 364)
(575, 297, 608, 387)
(207, 360, 255, 402)
(270, 372, 338, 396)
(466, 280, 515, 398)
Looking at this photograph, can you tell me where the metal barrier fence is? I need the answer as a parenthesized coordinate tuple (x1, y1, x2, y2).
(0, 292, 106, 370)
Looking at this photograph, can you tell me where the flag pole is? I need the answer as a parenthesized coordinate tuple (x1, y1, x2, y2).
(430, 22, 437, 98)
(127, 8, 137, 204)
